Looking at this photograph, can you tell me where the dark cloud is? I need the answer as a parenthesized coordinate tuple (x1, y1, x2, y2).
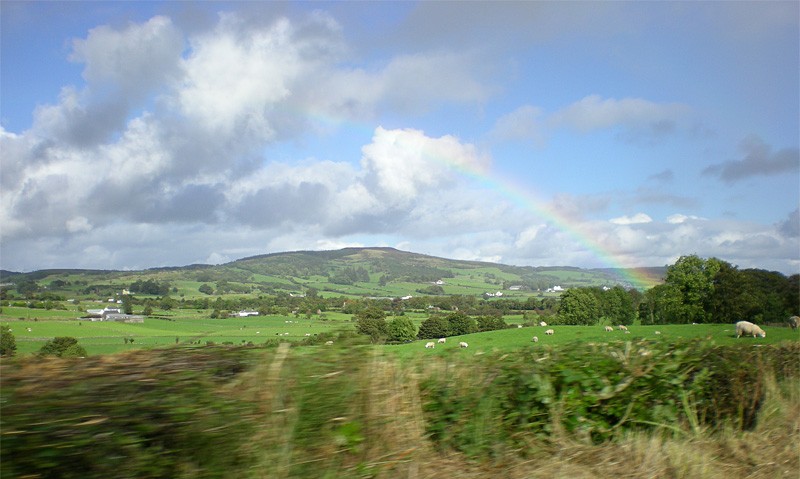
(703, 135, 799, 183)
(232, 182, 330, 228)
(631, 188, 698, 208)
(777, 208, 799, 238)
(33, 93, 131, 147)
(322, 208, 409, 237)
(138, 184, 225, 223)
(647, 169, 675, 182)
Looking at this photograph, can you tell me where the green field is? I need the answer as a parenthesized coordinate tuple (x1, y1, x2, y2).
(4, 309, 797, 357)
(1, 313, 349, 355)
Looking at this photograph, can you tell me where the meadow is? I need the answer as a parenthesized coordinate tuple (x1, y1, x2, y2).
(3, 303, 797, 357)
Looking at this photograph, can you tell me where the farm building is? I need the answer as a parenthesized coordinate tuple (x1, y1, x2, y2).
(103, 314, 144, 324)
(84, 307, 142, 323)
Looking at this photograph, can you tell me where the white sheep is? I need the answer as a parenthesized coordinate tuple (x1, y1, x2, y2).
(539, 321, 547, 327)
(437, 337, 446, 344)
(532, 336, 539, 343)
(425, 342, 436, 349)
(545, 329, 554, 336)
(618, 325, 628, 331)
(517, 324, 523, 328)
(655, 331, 661, 335)
(459, 342, 468, 348)
(604, 326, 614, 332)
(736, 321, 766, 338)
(325, 340, 334, 345)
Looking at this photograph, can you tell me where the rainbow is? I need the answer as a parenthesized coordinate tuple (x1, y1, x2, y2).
(453, 166, 659, 289)
(308, 120, 661, 289)
(389, 127, 660, 290)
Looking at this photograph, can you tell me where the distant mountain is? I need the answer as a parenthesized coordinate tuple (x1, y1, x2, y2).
(0, 247, 664, 297)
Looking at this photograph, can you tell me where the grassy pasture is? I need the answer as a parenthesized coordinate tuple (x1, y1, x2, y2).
(4, 309, 797, 357)
(387, 323, 800, 358)
(2, 313, 351, 355)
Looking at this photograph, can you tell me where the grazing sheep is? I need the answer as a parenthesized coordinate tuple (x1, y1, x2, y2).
(325, 340, 334, 345)
(736, 321, 766, 338)
(304, 333, 311, 336)
(539, 321, 547, 327)
(517, 324, 523, 328)
(618, 325, 628, 331)
(532, 336, 539, 343)
(604, 326, 614, 332)
(655, 331, 661, 335)
(437, 337, 446, 344)
(545, 329, 554, 336)
(459, 342, 468, 348)
(425, 342, 436, 349)
(788, 316, 799, 330)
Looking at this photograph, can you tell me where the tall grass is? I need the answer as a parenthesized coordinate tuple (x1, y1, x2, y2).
(2, 339, 797, 478)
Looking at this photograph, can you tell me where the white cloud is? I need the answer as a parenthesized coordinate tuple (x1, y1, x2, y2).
(177, 15, 302, 137)
(490, 105, 545, 144)
(70, 15, 183, 97)
(551, 95, 688, 133)
(667, 214, 704, 224)
(360, 126, 490, 205)
(492, 95, 692, 145)
(609, 213, 652, 225)
(65, 216, 92, 233)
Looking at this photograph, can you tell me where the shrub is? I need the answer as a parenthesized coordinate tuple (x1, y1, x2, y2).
(419, 340, 800, 455)
(417, 315, 451, 339)
(0, 325, 16, 356)
(387, 316, 417, 342)
(39, 337, 82, 357)
(1, 349, 257, 479)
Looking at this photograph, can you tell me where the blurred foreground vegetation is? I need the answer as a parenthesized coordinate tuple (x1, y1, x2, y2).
(2, 339, 798, 478)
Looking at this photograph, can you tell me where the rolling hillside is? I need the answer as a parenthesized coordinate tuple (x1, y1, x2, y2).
(0, 247, 665, 299)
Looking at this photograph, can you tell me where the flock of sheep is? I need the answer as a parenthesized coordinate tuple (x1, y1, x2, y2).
(422, 316, 799, 350)
(424, 337, 469, 349)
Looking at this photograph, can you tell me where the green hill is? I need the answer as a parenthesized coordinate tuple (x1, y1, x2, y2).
(0, 247, 665, 300)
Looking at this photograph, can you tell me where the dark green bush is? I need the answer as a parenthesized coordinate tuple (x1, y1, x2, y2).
(420, 340, 800, 456)
(1, 349, 257, 479)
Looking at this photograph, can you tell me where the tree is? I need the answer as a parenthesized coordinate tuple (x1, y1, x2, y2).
(198, 284, 214, 295)
(355, 307, 387, 342)
(417, 315, 451, 339)
(639, 283, 683, 325)
(477, 315, 508, 332)
(707, 263, 758, 324)
(61, 344, 88, 358)
(387, 316, 417, 342)
(121, 294, 133, 315)
(447, 312, 476, 336)
(16, 280, 40, 298)
(0, 325, 16, 357)
(600, 286, 635, 325)
(557, 288, 601, 325)
(663, 255, 722, 323)
(39, 337, 83, 357)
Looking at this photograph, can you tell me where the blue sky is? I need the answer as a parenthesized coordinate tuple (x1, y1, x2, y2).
(1, 1, 798, 275)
